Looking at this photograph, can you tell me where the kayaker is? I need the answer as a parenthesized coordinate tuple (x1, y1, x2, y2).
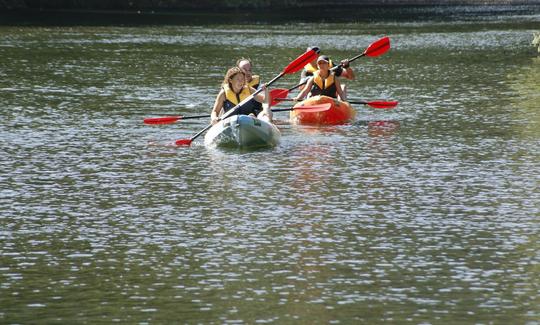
(210, 67, 272, 125)
(237, 57, 263, 113)
(237, 58, 260, 89)
(299, 46, 355, 84)
(294, 55, 347, 101)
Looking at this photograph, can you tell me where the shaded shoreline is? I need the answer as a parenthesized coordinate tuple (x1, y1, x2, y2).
(1, 3, 539, 26)
(2, 0, 540, 10)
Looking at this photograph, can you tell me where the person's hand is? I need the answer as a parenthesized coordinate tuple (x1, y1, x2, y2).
(211, 116, 219, 125)
(340, 59, 350, 68)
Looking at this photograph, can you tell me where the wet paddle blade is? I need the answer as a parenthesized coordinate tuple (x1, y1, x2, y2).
(144, 113, 212, 124)
(269, 88, 290, 106)
(144, 116, 181, 125)
(366, 100, 398, 109)
(175, 139, 193, 146)
(282, 49, 318, 74)
(347, 100, 398, 109)
(364, 36, 390, 57)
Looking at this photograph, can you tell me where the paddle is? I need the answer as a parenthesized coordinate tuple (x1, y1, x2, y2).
(273, 97, 398, 110)
(272, 36, 392, 99)
(269, 88, 291, 106)
(342, 36, 390, 63)
(174, 49, 318, 146)
(143, 103, 331, 125)
(348, 100, 398, 109)
(144, 114, 212, 125)
(271, 103, 330, 113)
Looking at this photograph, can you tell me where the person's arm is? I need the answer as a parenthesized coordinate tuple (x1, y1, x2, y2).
(340, 67, 355, 80)
(339, 59, 355, 80)
(259, 87, 273, 122)
(294, 78, 313, 101)
(300, 68, 308, 80)
(211, 90, 225, 124)
(252, 85, 265, 103)
(334, 77, 346, 101)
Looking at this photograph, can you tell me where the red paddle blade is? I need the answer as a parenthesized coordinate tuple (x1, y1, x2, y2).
(144, 116, 181, 125)
(282, 49, 318, 74)
(293, 103, 332, 112)
(364, 36, 390, 57)
(269, 88, 290, 106)
(367, 100, 398, 109)
(175, 139, 193, 146)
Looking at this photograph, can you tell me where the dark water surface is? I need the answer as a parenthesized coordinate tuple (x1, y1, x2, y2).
(1, 11, 539, 324)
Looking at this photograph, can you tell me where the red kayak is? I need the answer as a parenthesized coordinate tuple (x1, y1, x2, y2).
(290, 95, 356, 125)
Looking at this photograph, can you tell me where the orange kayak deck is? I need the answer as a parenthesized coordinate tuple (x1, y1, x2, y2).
(290, 95, 356, 125)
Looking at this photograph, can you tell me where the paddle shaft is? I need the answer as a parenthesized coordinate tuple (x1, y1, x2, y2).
(145, 105, 326, 124)
(171, 114, 211, 120)
(285, 37, 390, 93)
(285, 54, 369, 92)
(179, 106, 311, 119)
(274, 97, 398, 109)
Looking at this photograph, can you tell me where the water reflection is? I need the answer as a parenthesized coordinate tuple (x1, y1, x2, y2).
(1, 17, 539, 324)
(506, 56, 540, 138)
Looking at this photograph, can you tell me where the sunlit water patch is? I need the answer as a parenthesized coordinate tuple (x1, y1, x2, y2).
(1, 14, 539, 323)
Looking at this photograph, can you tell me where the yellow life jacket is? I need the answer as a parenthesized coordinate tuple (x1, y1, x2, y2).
(304, 62, 317, 75)
(247, 75, 260, 89)
(310, 70, 337, 98)
(247, 75, 263, 111)
(223, 84, 259, 115)
(304, 59, 335, 77)
(224, 84, 251, 106)
(313, 70, 335, 91)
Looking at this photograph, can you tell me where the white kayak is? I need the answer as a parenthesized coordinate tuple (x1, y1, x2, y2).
(204, 114, 281, 149)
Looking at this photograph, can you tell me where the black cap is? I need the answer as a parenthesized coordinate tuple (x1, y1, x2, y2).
(307, 46, 321, 54)
(317, 55, 330, 63)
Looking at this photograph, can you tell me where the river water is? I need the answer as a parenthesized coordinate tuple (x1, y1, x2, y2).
(1, 9, 539, 324)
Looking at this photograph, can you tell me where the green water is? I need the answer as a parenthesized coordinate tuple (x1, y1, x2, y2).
(1, 11, 539, 324)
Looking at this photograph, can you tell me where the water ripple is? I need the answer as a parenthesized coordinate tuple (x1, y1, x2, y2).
(1, 21, 539, 324)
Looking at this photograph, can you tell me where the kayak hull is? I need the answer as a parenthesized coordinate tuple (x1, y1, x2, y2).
(204, 114, 281, 149)
(290, 95, 356, 125)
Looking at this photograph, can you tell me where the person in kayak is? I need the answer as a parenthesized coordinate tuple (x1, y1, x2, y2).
(237, 58, 260, 89)
(237, 57, 263, 113)
(294, 55, 347, 101)
(299, 46, 355, 84)
(210, 67, 272, 125)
